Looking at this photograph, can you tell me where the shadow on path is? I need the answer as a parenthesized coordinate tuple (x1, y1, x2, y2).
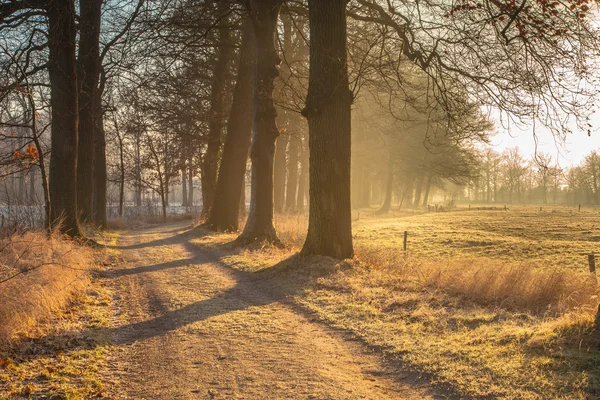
(14, 223, 327, 359)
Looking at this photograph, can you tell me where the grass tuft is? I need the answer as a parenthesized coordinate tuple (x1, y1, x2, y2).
(0, 229, 96, 347)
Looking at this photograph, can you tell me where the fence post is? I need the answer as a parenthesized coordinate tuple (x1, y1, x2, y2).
(403, 231, 408, 252)
(589, 253, 596, 273)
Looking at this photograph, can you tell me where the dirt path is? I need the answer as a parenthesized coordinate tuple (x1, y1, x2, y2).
(101, 222, 439, 399)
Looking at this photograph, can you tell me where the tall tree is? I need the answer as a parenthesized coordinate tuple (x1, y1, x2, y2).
(237, 0, 284, 243)
(92, 89, 107, 227)
(301, 0, 353, 258)
(206, 17, 256, 232)
(202, 5, 233, 216)
(76, 0, 102, 223)
(47, 0, 83, 236)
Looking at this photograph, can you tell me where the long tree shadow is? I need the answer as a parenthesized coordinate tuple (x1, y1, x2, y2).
(99, 258, 195, 278)
(11, 224, 334, 361)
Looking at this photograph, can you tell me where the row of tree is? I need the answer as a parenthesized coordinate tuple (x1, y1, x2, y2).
(1, 0, 600, 259)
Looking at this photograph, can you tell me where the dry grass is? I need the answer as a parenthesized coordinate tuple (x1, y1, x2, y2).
(0, 229, 96, 347)
(200, 207, 600, 398)
(0, 230, 117, 399)
(356, 247, 599, 316)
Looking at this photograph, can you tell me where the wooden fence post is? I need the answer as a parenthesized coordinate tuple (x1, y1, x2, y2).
(589, 253, 596, 273)
(403, 231, 408, 252)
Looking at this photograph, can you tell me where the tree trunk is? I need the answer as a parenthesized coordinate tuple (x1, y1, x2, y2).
(160, 190, 167, 223)
(273, 133, 288, 213)
(188, 156, 194, 206)
(302, 0, 353, 258)
(206, 18, 255, 231)
(29, 168, 36, 206)
(592, 168, 598, 204)
(118, 132, 125, 217)
(201, 9, 232, 217)
(135, 133, 142, 207)
(76, 0, 101, 223)
(239, 174, 247, 218)
(47, 0, 82, 236)
(413, 174, 424, 208)
(296, 136, 308, 213)
(360, 167, 371, 208)
(377, 150, 393, 214)
(237, 0, 284, 244)
(402, 175, 416, 209)
(422, 173, 431, 207)
(285, 134, 299, 213)
(92, 91, 107, 228)
(181, 164, 188, 207)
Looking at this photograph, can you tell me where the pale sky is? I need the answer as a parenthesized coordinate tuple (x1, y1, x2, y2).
(488, 106, 600, 167)
(491, 126, 600, 167)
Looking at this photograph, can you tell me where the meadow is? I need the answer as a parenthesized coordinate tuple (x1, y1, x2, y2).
(193, 205, 600, 399)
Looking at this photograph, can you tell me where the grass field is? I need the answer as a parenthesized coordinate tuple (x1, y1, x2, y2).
(353, 205, 600, 269)
(193, 205, 600, 399)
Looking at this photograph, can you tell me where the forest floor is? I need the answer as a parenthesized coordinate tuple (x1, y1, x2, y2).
(3, 205, 600, 399)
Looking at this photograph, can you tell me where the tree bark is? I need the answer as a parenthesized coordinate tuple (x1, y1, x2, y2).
(76, 0, 102, 223)
(273, 133, 288, 213)
(116, 121, 125, 217)
(296, 136, 308, 213)
(239, 174, 247, 217)
(237, 0, 284, 244)
(46, 0, 83, 236)
(188, 156, 194, 206)
(422, 173, 432, 206)
(201, 9, 232, 217)
(301, 0, 353, 258)
(181, 164, 188, 207)
(285, 134, 299, 212)
(92, 91, 107, 228)
(206, 18, 255, 231)
(377, 150, 393, 214)
(135, 133, 142, 207)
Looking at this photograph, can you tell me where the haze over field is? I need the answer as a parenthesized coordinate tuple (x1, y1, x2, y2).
(2, 0, 600, 399)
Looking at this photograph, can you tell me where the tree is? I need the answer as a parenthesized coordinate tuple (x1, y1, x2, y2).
(301, 0, 354, 258)
(76, 0, 102, 223)
(202, 4, 233, 217)
(237, 0, 285, 244)
(46, 0, 83, 236)
(206, 17, 255, 232)
(584, 151, 600, 204)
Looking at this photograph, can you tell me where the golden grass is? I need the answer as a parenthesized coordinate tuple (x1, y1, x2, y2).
(0, 230, 116, 399)
(0, 230, 96, 347)
(200, 206, 600, 398)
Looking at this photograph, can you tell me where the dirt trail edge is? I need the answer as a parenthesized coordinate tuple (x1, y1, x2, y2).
(101, 222, 441, 400)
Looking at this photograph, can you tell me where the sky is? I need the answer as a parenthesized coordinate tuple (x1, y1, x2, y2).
(491, 126, 600, 167)
(487, 106, 600, 167)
